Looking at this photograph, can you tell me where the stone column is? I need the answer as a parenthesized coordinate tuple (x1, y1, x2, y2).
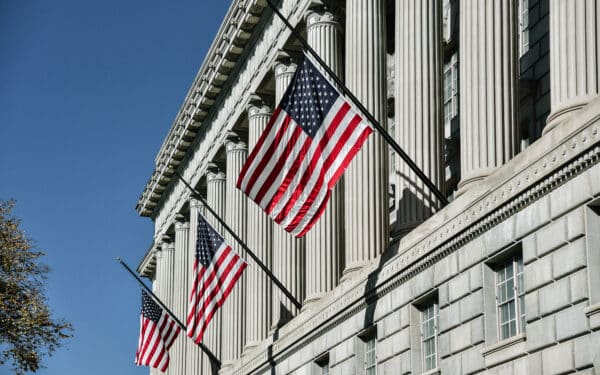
(344, 0, 389, 275)
(395, 0, 444, 233)
(458, 0, 518, 191)
(187, 198, 206, 375)
(171, 217, 189, 375)
(545, 0, 600, 133)
(150, 249, 162, 375)
(303, 9, 345, 306)
(222, 139, 248, 366)
(245, 103, 274, 350)
(160, 240, 175, 375)
(272, 60, 305, 327)
(203, 171, 226, 374)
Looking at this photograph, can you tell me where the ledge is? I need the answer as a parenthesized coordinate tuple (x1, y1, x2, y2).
(481, 334, 527, 368)
(481, 334, 526, 357)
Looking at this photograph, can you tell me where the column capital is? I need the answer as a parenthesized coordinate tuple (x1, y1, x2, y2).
(273, 60, 297, 79)
(206, 170, 226, 182)
(247, 102, 272, 118)
(225, 139, 247, 153)
(175, 217, 190, 231)
(306, 9, 341, 30)
(189, 197, 206, 209)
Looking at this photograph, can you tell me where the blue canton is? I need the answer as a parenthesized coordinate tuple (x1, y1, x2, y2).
(196, 213, 225, 268)
(141, 290, 162, 323)
(280, 56, 339, 138)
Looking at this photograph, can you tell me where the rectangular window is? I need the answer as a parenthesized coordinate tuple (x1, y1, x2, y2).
(519, 0, 529, 56)
(496, 256, 525, 340)
(421, 302, 439, 371)
(365, 337, 377, 375)
(443, 54, 458, 139)
(315, 354, 330, 375)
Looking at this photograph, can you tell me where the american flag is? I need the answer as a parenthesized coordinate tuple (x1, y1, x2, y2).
(187, 212, 247, 343)
(237, 54, 373, 237)
(135, 290, 180, 372)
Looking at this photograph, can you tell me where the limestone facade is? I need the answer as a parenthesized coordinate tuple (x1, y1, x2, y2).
(136, 0, 600, 374)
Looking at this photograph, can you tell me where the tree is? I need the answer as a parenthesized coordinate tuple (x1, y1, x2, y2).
(0, 199, 73, 374)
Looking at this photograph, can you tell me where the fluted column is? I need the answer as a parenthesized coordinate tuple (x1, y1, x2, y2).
(458, 0, 518, 191)
(395, 0, 444, 233)
(545, 0, 600, 133)
(150, 249, 162, 375)
(221, 139, 248, 366)
(303, 9, 345, 306)
(187, 198, 206, 375)
(160, 240, 175, 375)
(272, 60, 305, 327)
(171, 218, 189, 375)
(203, 171, 226, 374)
(344, 0, 389, 275)
(245, 104, 274, 350)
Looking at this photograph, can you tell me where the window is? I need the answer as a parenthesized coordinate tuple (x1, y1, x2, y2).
(421, 302, 439, 371)
(314, 353, 330, 375)
(496, 256, 525, 340)
(442, 0, 452, 42)
(443, 54, 458, 139)
(518, 0, 529, 56)
(365, 337, 377, 375)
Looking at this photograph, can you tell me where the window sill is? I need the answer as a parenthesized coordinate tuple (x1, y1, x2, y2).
(481, 333, 527, 367)
(421, 368, 441, 375)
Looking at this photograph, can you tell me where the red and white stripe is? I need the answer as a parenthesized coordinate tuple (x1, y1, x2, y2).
(237, 97, 373, 237)
(186, 242, 247, 343)
(135, 312, 180, 372)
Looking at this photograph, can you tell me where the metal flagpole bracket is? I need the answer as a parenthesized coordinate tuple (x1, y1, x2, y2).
(115, 257, 222, 368)
(264, 0, 448, 207)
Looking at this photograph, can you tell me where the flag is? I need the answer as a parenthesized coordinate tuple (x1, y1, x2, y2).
(187, 212, 247, 343)
(237, 53, 373, 237)
(135, 290, 180, 372)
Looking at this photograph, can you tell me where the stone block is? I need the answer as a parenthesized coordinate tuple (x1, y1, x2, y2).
(549, 171, 593, 219)
(570, 269, 589, 304)
(399, 350, 412, 374)
(440, 355, 462, 374)
(526, 315, 555, 351)
(496, 362, 513, 375)
(434, 252, 458, 285)
(391, 328, 410, 355)
(522, 233, 537, 264)
(377, 336, 393, 362)
(460, 290, 484, 323)
(566, 207, 586, 240)
(439, 282, 450, 307)
(458, 237, 485, 272)
(382, 310, 402, 338)
(524, 255, 553, 291)
(484, 216, 516, 256)
(373, 292, 392, 322)
(536, 218, 567, 257)
(460, 345, 485, 375)
(541, 341, 574, 375)
(399, 306, 410, 329)
(525, 290, 540, 322)
(539, 278, 570, 316)
(515, 195, 550, 239)
(470, 316, 485, 345)
(411, 267, 435, 298)
(439, 331, 450, 358)
(450, 323, 471, 354)
(439, 302, 460, 333)
(513, 356, 528, 375)
(449, 272, 470, 303)
(589, 162, 600, 197)
(381, 355, 400, 375)
(527, 351, 543, 375)
(469, 265, 483, 291)
(555, 303, 589, 341)
(573, 333, 597, 369)
(552, 237, 586, 279)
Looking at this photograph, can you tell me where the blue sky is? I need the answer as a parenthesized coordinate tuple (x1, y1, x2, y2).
(0, 1, 229, 373)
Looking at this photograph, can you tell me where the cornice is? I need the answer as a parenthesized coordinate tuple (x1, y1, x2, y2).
(136, 0, 268, 217)
(231, 100, 600, 374)
(137, 241, 158, 278)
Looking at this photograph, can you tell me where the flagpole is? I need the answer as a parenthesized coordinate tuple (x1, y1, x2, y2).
(173, 171, 303, 311)
(264, 0, 449, 207)
(115, 257, 222, 368)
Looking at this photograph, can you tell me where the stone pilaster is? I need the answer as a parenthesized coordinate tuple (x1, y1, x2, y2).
(222, 139, 248, 365)
(395, 0, 444, 233)
(187, 198, 206, 375)
(272, 60, 305, 327)
(245, 103, 274, 349)
(203, 171, 226, 374)
(171, 218, 189, 375)
(344, 0, 389, 275)
(303, 9, 344, 306)
(545, 0, 600, 133)
(458, 0, 518, 191)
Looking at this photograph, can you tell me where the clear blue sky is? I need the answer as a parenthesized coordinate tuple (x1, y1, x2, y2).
(0, 1, 229, 373)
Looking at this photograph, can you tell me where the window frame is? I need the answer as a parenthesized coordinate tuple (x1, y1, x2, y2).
(495, 255, 526, 340)
(420, 301, 439, 372)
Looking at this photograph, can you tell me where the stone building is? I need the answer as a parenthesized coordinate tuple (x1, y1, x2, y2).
(136, 0, 600, 373)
